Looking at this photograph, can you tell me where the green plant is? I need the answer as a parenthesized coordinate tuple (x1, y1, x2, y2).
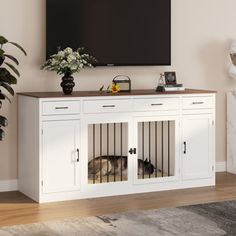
(0, 35, 26, 141)
(41, 47, 95, 77)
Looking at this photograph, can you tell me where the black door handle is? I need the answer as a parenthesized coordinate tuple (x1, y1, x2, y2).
(76, 148, 79, 162)
(183, 142, 186, 154)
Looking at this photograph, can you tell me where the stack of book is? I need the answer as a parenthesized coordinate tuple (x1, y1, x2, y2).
(164, 84, 185, 91)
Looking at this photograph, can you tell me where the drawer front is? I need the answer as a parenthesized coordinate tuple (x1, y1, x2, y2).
(42, 101, 80, 115)
(134, 97, 180, 111)
(83, 99, 132, 113)
(182, 96, 213, 110)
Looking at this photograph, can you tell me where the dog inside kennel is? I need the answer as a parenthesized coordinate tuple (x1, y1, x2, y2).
(88, 121, 175, 184)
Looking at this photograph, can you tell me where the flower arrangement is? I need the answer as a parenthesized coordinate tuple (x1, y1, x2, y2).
(42, 47, 94, 76)
(41, 47, 95, 94)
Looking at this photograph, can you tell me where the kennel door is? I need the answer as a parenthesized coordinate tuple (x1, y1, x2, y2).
(134, 117, 179, 184)
(88, 122, 129, 184)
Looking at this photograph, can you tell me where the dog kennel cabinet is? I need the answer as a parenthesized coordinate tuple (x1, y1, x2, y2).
(18, 89, 216, 203)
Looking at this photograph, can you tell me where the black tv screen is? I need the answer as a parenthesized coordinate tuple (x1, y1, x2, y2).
(46, 0, 171, 66)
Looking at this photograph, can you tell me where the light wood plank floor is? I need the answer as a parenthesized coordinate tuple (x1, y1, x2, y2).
(0, 172, 236, 227)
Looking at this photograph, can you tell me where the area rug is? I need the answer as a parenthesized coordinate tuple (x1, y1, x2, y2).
(0, 200, 236, 236)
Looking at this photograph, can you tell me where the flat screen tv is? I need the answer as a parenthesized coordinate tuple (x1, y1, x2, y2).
(46, 0, 171, 66)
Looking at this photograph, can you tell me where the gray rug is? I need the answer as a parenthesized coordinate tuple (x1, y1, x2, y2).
(0, 200, 236, 236)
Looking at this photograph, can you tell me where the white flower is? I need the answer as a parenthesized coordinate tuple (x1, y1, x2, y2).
(67, 54, 76, 63)
(64, 47, 73, 54)
(58, 51, 65, 58)
(60, 60, 68, 68)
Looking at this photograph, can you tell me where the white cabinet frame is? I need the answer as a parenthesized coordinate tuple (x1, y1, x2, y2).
(18, 92, 216, 203)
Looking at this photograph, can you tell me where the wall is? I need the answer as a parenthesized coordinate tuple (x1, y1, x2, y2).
(0, 0, 235, 183)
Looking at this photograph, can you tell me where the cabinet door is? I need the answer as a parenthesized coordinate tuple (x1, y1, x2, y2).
(182, 114, 213, 180)
(42, 120, 80, 193)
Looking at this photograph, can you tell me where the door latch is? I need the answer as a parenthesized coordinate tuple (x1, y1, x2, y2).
(129, 148, 136, 155)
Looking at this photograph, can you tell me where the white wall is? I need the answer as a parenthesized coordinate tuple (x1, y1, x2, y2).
(0, 0, 235, 182)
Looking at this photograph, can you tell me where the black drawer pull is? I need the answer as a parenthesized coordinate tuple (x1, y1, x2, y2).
(151, 103, 163, 106)
(192, 102, 204, 105)
(102, 105, 116, 108)
(55, 106, 69, 110)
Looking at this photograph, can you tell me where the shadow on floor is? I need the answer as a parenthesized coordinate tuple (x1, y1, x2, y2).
(0, 191, 35, 204)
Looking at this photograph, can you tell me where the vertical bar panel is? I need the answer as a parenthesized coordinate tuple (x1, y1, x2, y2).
(168, 121, 170, 176)
(114, 123, 116, 182)
(155, 121, 157, 178)
(107, 123, 109, 183)
(100, 124, 102, 183)
(162, 121, 164, 177)
(149, 122, 151, 178)
(120, 123, 123, 181)
(142, 122, 144, 179)
(93, 124, 96, 184)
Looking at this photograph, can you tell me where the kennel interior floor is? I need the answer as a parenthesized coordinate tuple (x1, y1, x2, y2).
(88, 172, 170, 184)
(0, 172, 236, 227)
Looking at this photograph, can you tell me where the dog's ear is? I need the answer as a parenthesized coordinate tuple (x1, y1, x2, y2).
(144, 158, 148, 163)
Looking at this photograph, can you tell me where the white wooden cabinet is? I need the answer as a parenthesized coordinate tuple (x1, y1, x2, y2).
(42, 120, 80, 194)
(18, 89, 216, 203)
(182, 114, 214, 180)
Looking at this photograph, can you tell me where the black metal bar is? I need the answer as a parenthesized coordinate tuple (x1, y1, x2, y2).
(162, 121, 164, 177)
(93, 124, 96, 184)
(142, 122, 144, 179)
(155, 121, 157, 178)
(168, 121, 170, 176)
(149, 121, 151, 179)
(121, 123, 123, 181)
(107, 123, 109, 183)
(100, 124, 102, 183)
(114, 123, 116, 182)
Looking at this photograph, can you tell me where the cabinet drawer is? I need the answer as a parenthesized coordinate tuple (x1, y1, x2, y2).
(182, 97, 213, 110)
(134, 97, 180, 111)
(83, 99, 132, 113)
(42, 101, 80, 115)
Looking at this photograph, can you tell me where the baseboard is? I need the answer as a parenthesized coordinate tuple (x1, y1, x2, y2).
(0, 163, 227, 192)
(216, 162, 227, 172)
(0, 179, 18, 192)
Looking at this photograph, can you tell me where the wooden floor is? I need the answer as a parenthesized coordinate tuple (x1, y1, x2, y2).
(0, 172, 236, 227)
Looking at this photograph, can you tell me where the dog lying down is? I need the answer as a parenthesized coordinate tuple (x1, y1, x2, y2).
(88, 156, 157, 179)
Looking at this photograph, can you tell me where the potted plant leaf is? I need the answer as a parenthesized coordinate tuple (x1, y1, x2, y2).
(0, 35, 26, 140)
(41, 47, 96, 95)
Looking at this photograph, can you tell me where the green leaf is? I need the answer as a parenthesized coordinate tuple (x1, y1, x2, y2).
(0, 93, 4, 100)
(0, 68, 17, 85)
(0, 128, 5, 141)
(0, 48, 5, 56)
(0, 115, 8, 127)
(0, 36, 8, 45)
(4, 62, 20, 77)
(0, 82, 14, 96)
(0, 91, 11, 103)
(4, 54, 19, 65)
(0, 56, 5, 67)
(9, 42, 27, 56)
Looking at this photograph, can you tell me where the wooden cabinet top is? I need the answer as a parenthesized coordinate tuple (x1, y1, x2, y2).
(18, 89, 216, 98)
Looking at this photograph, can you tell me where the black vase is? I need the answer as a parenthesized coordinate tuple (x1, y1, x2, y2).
(60, 75, 75, 95)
